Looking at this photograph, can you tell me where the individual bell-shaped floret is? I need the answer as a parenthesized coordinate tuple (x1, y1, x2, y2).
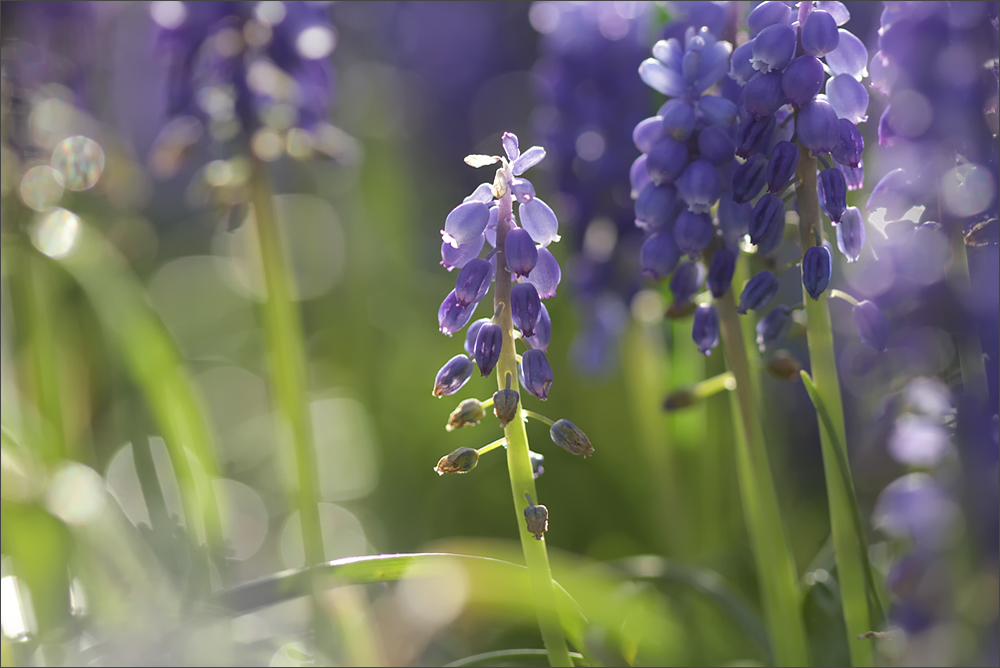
(441, 234, 486, 271)
(438, 290, 477, 336)
(442, 201, 490, 248)
(640, 230, 682, 279)
(519, 198, 560, 247)
(825, 29, 868, 80)
(670, 261, 707, 305)
(854, 300, 889, 352)
(749, 193, 786, 254)
(549, 419, 594, 458)
(733, 155, 769, 203)
(633, 116, 665, 153)
(523, 495, 548, 540)
(447, 399, 485, 431)
(520, 349, 554, 400)
(696, 125, 736, 165)
(832, 119, 863, 168)
(767, 141, 799, 193)
(630, 154, 652, 199)
(729, 40, 757, 86)
(738, 270, 780, 314)
(661, 100, 696, 140)
(718, 197, 752, 243)
(677, 160, 721, 213)
(464, 318, 490, 356)
(698, 94, 738, 128)
(818, 167, 848, 223)
(708, 247, 736, 298)
(635, 183, 680, 230)
(493, 373, 519, 428)
(742, 70, 786, 118)
(524, 304, 551, 352)
(836, 207, 866, 262)
(781, 55, 825, 108)
(505, 227, 538, 278)
(839, 161, 864, 191)
(797, 100, 840, 155)
(802, 245, 832, 300)
(756, 305, 793, 351)
(502, 132, 520, 161)
(523, 248, 560, 299)
(435, 447, 479, 474)
(646, 137, 689, 185)
(826, 74, 868, 125)
(674, 210, 715, 258)
(750, 23, 796, 74)
(511, 282, 542, 338)
(736, 114, 776, 159)
(692, 304, 720, 355)
(455, 258, 494, 307)
(433, 354, 474, 397)
(801, 9, 839, 56)
(748, 1, 792, 37)
(474, 323, 503, 376)
(511, 177, 535, 204)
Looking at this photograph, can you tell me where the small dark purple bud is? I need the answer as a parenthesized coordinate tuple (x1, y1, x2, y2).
(692, 305, 720, 356)
(661, 100, 696, 140)
(708, 247, 737, 298)
(635, 182, 680, 230)
(749, 193, 786, 254)
(493, 373, 519, 428)
(697, 95, 738, 128)
(670, 261, 707, 305)
(674, 210, 715, 258)
(464, 318, 490, 356)
(677, 160, 720, 213)
(697, 125, 736, 165)
(511, 282, 541, 338)
(764, 350, 802, 380)
(748, 1, 792, 37)
(511, 177, 535, 205)
(751, 23, 796, 74)
(447, 399, 485, 431)
(781, 56, 825, 108)
(519, 198, 559, 247)
(767, 141, 799, 193)
(640, 230, 682, 279)
(853, 300, 889, 352)
(529, 451, 544, 479)
(797, 100, 840, 155)
(441, 234, 486, 271)
(633, 116, 665, 153)
(549, 419, 594, 458)
(756, 305, 793, 350)
(646, 137, 689, 185)
(801, 10, 839, 56)
(738, 270, 780, 314)
(741, 71, 786, 118)
(502, 132, 520, 162)
(438, 290, 477, 336)
(520, 349, 554, 400)
(442, 201, 490, 248)
(523, 248, 560, 299)
(818, 168, 847, 223)
(432, 354, 474, 397)
(454, 258, 494, 306)
(523, 501, 548, 540)
(733, 155, 769, 203)
(802, 245, 832, 300)
(836, 207, 866, 262)
(524, 303, 551, 352)
(505, 228, 538, 278)
(435, 447, 479, 474)
(831, 119, 863, 168)
(736, 114, 776, 159)
(474, 323, 503, 376)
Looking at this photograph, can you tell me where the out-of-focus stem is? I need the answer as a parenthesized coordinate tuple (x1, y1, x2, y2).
(947, 224, 988, 401)
(24, 252, 67, 465)
(494, 164, 573, 667)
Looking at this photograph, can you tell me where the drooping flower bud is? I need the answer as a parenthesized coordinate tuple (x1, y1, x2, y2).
(635, 182, 680, 231)
(749, 193, 786, 254)
(801, 10, 839, 56)
(748, 1, 792, 37)
(854, 300, 890, 352)
(802, 245, 832, 300)
(718, 197, 752, 244)
(640, 230, 682, 279)
(505, 228, 538, 278)
(442, 201, 491, 248)
(519, 198, 560, 247)
(438, 290, 477, 336)
(511, 282, 542, 337)
(670, 261, 707, 305)
(520, 349, 554, 400)
(742, 70, 786, 118)
(692, 304, 720, 356)
(435, 447, 479, 474)
(549, 419, 594, 458)
(836, 207, 866, 262)
(797, 100, 841, 155)
(630, 154, 652, 199)
(433, 355, 474, 397)
(523, 497, 549, 540)
(826, 74, 868, 125)
(729, 40, 757, 86)
(511, 178, 536, 205)
(523, 248, 561, 299)
(708, 247, 736, 298)
(524, 303, 551, 352)
(733, 155, 768, 203)
(818, 168, 847, 223)
(493, 373, 520, 428)
(661, 100, 696, 140)
(750, 24, 796, 74)
(767, 141, 799, 193)
(674, 210, 715, 258)
(736, 114, 777, 159)
(447, 399, 485, 431)
(464, 318, 490, 356)
(782, 55, 825, 108)
(677, 160, 721, 214)
(738, 270, 780, 314)
(696, 125, 735, 165)
(633, 116, 665, 153)
(474, 323, 503, 376)
(756, 305, 793, 351)
(764, 350, 801, 380)
(646, 137, 689, 185)
(441, 234, 486, 272)
(698, 95, 738, 128)
(831, 119, 864, 169)
(454, 258, 494, 307)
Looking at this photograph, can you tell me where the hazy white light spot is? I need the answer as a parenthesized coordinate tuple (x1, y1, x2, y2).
(46, 463, 106, 525)
(279, 504, 367, 568)
(51, 136, 105, 191)
(204, 159, 233, 188)
(941, 163, 995, 219)
(19, 165, 64, 211)
(396, 557, 468, 631)
(31, 208, 80, 259)
(251, 127, 284, 161)
(576, 130, 606, 161)
(631, 289, 664, 325)
(583, 217, 618, 262)
(1, 576, 30, 637)
(296, 26, 335, 60)
(213, 27, 244, 59)
(215, 478, 268, 560)
(889, 90, 933, 138)
(311, 396, 379, 501)
(150, 1, 187, 29)
(255, 1, 286, 26)
(529, 2, 561, 34)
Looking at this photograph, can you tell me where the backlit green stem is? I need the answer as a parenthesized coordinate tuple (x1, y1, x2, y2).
(946, 224, 988, 401)
(494, 164, 573, 667)
(522, 410, 555, 426)
(796, 147, 874, 666)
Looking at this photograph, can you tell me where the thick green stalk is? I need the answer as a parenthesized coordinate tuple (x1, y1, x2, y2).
(716, 289, 809, 667)
(796, 147, 874, 666)
(493, 167, 573, 667)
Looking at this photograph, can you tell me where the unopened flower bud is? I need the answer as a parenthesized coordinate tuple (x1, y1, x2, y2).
(493, 374, 519, 428)
(447, 399, 485, 431)
(738, 270, 780, 314)
(692, 304, 720, 356)
(454, 258, 494, 307)
(505, 228, 538, 278)
(640, 230, 682, 280)
(749, 194, 786, 255)
(670, 261, 706, 306)
(801, 10, 839, 56)
(854, 300, 889, 352)
(756, 305, 793, 350)
(832, 119, 863, 169)
(674, 210, 715, 258)
(736, 114, 776, 159)
(802, 245, 832, 300)
(818, 168, 847, 223)
(764, 350, 802, 380)
(520, 349, 554, 400)
(523, 497, 549, 540)
(474, 323, 503, 376)
(435, 447, 479, 475)
(464, 318, 490, 356)
(707, 247, 737, 298)
(663, 387, 698, 411)
(549, 419, 594, 457)
(836, 207, 866, 262)
(767, 141, 799, 193)
(733, 154, 768, 204)
(782, 55, 825, 108)
(798, 100, 840, 155)
(511, 282, 542, 337)
(433, 355, 474, 397)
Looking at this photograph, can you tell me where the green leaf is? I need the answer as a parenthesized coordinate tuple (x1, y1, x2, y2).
(444, 648, 587, 667)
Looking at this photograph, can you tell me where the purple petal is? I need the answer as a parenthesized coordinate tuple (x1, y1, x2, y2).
(524, 304, 551, 352)
(511, 146, 545, 175)
(728, 40, 757, 86)
(630, 154, 652, 199)
(826, 74, 869, 124)
(748, 1, 793, 37)
(824, 29, 868, 80)
(438, 290, 477, 336)
(816, 1, 850, 26)
(502, 132, 520, 162)
(523, 248, 561, 299)
(652, 38, 683, 70)
(464, 183, 494, 203)
(797, 99, 841, 155)
(697, 95, 738, 127)
(441, 234, 485, 271)
(751, 23, 796, 74)
(442, 201, 490, 248)
(519, 198, 560, 247)
(511, 177, 536, 205)
(633, 116, 666, 154)
(801, 10, 840, 56)
(639, 58, 685, 97)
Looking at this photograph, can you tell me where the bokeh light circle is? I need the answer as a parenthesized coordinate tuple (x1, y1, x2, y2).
(19, 165, 64, 211)
(51, 136, 105, 191)
(31, 208, 81, 259)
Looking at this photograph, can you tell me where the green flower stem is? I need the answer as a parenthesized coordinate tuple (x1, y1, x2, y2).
(830, 290, 859, 307)
(693, 371, 736, 399)
(477, 437, 507, 456)
(796, 147, 874, 666)
(522, 410, 555, 426)
(947, 224, 988, 401)
(493, 165, 573, 667)
(716, 288, 809, 667)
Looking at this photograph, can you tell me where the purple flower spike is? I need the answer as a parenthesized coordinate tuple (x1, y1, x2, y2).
(733, 155, 769, 204)
(524, 304, 551, 352)
(441, 234, 486, 271)
(698, 96, 738, 128)
(801, 10, 840, 56)
(674, 210, 715, 258)
(520, 349, 554, 400)
(738, 270, 780, 314)
(708, 247, 737, 298)
(474, 323, 503, 376)
(756, 306, 793, 350)
(511, 178, 535, 205)
(736, 114, 776, 159)
(748, 1, 792, 37)
(836, 207, 866, 262)
(831, 119, 863, 168)
(505, 228, 538, 278)
(782, 55, 825, 108)
(749, 193, 786, 254)
(511, 146, 545, 175)
(511, 282, 542, 337)
(523, 248, 561, 299)
(824, 29, 868, 80)
(853, 300, 890, 352)
(677, 160, 720, 213)
(635, 183, 680, 230)
(802, 245, 832, 300)
(767, 141, 799, 193)
(633, 116, 666, 153)
(692, 304, 720, 355)
(443, 201, 491, 248)
(455, 258, 494, 307)
(751, 24, 796, 74)
(646, 137, 689, 185)
(697, 126, 736, 165)
(640, 230, 682, 280)
(630, 155, 652, 199)
(519, 198, 560, 247)
(661, 100, 696, 140)
(819, 168, 848, 223)
(797, 100, 841, 155)
(433, 354, 474, 397)
(439, 290, 477, 336)
(670, 261, 707, 305)
(826, 74, 868, 124)
(502, 132, 520, 162)
(464, 318, 490, 356)
(742, 71, 786, 118)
